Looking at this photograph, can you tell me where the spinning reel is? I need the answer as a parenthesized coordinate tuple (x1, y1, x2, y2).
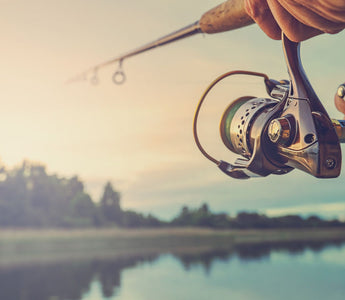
(193, 35, 345, 179)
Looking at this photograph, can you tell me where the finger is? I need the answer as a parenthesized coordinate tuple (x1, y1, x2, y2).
(245, 0, 282, 40)
(280, 0, 345, 32)
(267, 0, 323, 42)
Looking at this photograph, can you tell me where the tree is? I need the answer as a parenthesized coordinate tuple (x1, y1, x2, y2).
(63, 193, 96, 227)
(171, 203, 230, 228)
(0, 161, 97, 228)
(99, 182, 122, 225)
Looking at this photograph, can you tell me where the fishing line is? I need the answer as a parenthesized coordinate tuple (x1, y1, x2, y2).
(193, 70, 269, 166)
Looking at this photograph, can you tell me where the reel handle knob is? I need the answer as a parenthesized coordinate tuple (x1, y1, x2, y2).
(335, 83, 345, 117)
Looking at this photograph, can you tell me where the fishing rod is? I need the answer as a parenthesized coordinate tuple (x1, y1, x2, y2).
(67, 0, 253, 84)
(69, 0, 345, 179)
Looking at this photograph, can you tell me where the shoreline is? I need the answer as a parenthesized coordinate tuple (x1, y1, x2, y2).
(0, 227, 344, 267)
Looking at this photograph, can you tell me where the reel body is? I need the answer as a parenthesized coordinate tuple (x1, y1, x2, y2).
(194, 35, 343, 179)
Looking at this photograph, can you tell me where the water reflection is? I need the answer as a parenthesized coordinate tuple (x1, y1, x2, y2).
(175, 240, 344, 273)
(0, 240, 344, 300)
(0, 255, 159, 300)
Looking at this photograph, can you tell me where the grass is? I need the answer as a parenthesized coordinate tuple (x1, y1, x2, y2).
(0, 227, 345, 266)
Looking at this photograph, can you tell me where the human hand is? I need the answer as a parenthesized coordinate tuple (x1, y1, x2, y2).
(244, 0, 345, 42)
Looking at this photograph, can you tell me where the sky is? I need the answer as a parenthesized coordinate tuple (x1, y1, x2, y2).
(0, 0, 344, 220)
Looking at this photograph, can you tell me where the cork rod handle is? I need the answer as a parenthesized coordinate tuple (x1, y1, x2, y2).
(199, 0, 254, 34)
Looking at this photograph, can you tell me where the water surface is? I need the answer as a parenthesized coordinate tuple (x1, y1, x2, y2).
(2, 241, 345, 300)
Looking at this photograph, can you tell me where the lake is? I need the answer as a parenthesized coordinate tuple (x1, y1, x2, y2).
(2, 239, 345, 300)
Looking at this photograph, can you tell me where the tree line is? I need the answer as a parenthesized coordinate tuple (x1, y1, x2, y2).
(171, 204, 344, 229)
(0, 161, 343, 229)
(0, 161, 162, 228)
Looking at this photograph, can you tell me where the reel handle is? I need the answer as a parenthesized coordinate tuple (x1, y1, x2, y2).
(332, 119, 345, 143)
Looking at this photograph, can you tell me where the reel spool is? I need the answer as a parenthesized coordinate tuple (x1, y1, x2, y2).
(220, 96, 278, 159)
(193, 35, 344, 179)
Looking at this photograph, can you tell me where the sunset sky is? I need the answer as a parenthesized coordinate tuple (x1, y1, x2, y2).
(0, 0, 344, 220)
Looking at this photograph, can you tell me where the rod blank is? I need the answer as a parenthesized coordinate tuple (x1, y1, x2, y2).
(67, 0, 254, 84)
